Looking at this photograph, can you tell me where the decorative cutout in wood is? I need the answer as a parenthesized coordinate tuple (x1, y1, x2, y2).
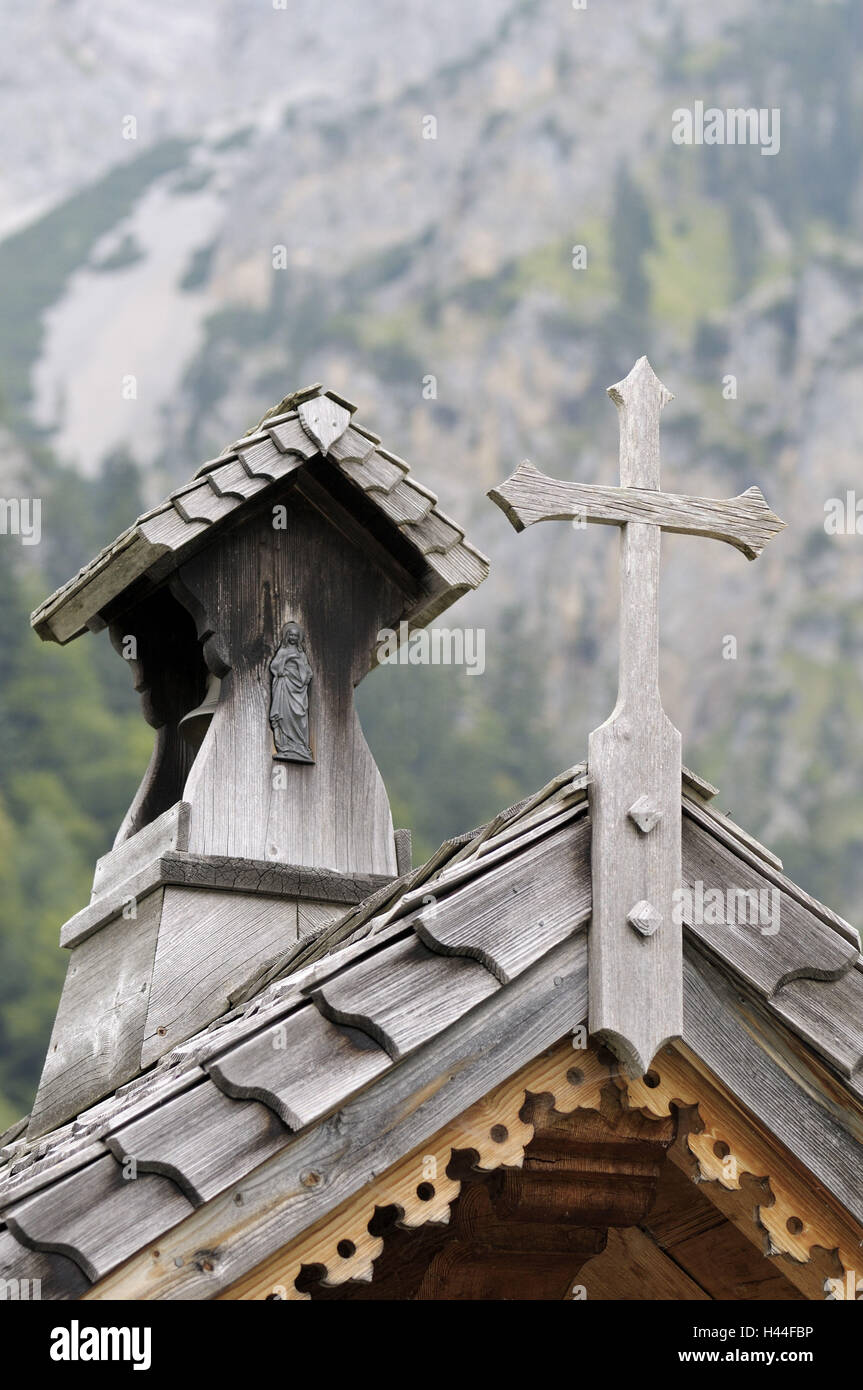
(84, 1035, 859, 1302)
(269, 622, 314, 764)
(215, 1036, 596, 1300)
(625, 1044, 863, 1300)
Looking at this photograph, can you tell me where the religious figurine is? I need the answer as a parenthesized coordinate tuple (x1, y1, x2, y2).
(269, 622, 314, 763)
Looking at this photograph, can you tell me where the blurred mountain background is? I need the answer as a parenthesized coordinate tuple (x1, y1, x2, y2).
(1, 0, 862, 1125)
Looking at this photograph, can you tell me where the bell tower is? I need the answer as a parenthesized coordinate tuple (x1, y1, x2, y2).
(26, 385, 488, 1135)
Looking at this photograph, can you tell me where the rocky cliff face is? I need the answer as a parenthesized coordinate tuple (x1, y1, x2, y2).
(1, 0, 862, 918)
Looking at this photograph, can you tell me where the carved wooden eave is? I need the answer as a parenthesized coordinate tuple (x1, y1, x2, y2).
(210, 1038, 863, 1303)
(30, 383, 489, 650)
(1, 766, 861, 1301)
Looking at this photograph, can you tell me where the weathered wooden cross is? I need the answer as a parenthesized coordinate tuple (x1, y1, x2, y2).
(489, 357, 785, 1077)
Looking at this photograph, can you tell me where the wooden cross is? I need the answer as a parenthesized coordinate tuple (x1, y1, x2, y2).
(489, 357, 785, 1077)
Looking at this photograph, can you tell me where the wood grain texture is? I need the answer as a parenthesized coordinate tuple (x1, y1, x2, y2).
(682, 765, 719, 802)
(684, 795, 782, 872)
(297, 396, 352, 454)
(579, 1224, 710, 1301)
(0, 1226, 89, 1301)
(141, 886, 300, 1065)
(206, 1005, 391, 1129)
(157, 854, 391, 903)
(311, 935, 500, 1060)
(217, 1036, 596, 1300)
(31, 392, 488, 650)
(0, 1066, 209, 1214)
(28, 889, 164, 1139)
(681, 819, 858, 994)
(238, 1029, 854, 1303)
(642, 1157, 806, 1301)
(221, 1085, 531, 1299)
(225, 900, 350, 1007)
(32, 531, 159, 645)
(92, 801, 190, 899)
(488, 358, 787, 1083)
(6, 1153, 194, 1283)
(588, 360, 683, 1077)
(684, 799, 858, 946)
(580, 1158, 806, 1301)
(67, 995, 859, 1302)
(107, 1081, 288, 1206)
(769, 967, 863, 1080)
(636, 1048, 863, 1298)
(410, 1097, 673, 1301)
(678, 947, 863, 1227)
(667, 1145, 846, 1302)
(394, 828, 412, 876)
(62, 854, 389, 950)
(489, 464, 785, 559)
(415, 816, 591, 982)
(84, 934, 588, 1299)
(177, 488, 400, 875)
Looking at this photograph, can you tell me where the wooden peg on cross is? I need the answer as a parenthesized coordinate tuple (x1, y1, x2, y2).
(489, 357, 785, 1078)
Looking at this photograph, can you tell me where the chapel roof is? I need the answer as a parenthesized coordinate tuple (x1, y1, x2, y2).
(1, 765, 859, 1299)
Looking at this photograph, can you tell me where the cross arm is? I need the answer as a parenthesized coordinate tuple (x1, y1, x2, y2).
(488, 461, 786, 560)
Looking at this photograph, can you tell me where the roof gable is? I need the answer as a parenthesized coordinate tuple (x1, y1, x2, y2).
(1, 766, 860, 1299)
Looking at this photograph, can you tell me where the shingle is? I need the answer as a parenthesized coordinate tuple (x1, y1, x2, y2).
(311, 935, 499, 1060)
(207, 1004, 390, 1129)
(5, 1154, 194, 1282)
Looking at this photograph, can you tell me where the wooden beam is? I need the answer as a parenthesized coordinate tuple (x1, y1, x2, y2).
(681, 947, 863, 1224)
(641, 1155, 806, 1301)
(489, 463, 785, 560)
(588, 361, 682, 1077)
(578, 1225, 711, 1301)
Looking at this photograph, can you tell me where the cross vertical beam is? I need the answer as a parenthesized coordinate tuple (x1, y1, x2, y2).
(488, 356, 785, 1080)
(588, 362, 681, 1077)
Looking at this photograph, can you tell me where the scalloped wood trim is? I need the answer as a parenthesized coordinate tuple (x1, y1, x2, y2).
(83, 1028, 858, 1301)
(624, 1043, 863, 1300)
(219, 1037, 610, 1299)
(221, 1034, 862, 1300)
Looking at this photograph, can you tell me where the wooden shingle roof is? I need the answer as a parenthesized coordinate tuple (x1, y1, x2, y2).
(1, 768, 860, 1299)
(30, 384, 489, 646)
